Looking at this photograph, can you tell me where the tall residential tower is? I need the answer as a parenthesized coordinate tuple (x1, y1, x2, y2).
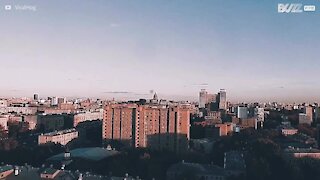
(199, 89, 208, 108)
(103, 103, 190, 152)
(218, 89, 227, 110)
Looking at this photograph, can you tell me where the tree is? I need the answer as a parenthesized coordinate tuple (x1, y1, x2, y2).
(0, 125, 6, 138)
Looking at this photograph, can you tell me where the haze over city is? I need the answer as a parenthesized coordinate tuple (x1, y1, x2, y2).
(0, 0, 319, 102)
(2, 1, 320, 180)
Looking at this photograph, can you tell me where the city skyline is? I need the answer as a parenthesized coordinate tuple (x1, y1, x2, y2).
(0, 0, 320, 102)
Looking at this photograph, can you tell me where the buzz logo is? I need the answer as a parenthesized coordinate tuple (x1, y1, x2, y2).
(278, 3, 303, 13)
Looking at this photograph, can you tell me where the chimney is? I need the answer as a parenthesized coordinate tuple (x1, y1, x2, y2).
(78, 173, 83, 180)
(14, 166, 19, 176)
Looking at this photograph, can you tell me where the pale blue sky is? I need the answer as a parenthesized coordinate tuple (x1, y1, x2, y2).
(0, 0, 319, 102)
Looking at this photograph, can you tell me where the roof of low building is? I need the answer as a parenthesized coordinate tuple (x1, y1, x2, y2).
(167, 162, 226, 176)
(48, 147, 119, 161)
(0, 165, 13, 173)
(41, 168, 59, 175)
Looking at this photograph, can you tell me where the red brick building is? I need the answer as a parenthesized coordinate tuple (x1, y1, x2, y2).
(103, 104, 190, 152)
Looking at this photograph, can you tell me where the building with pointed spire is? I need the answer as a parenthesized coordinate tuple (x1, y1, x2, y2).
(151, 92, 159, 104)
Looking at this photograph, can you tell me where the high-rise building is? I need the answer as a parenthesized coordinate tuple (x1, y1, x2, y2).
(103, 104, 137, 146)
(299, 113, 312, 125)
(33, 94, 39, 101)
(237, 106, 248, 119)
(102, 103, 190, 152)
(315, 107, 320, 122)
(51, 97, 58, 106)
(305, 106, 314, 122)
(199, 89, 208, 108)
(207, 93, 216, 104)
(254, 107, 264, 129)
(57, 97, 66, 104)
(254, 108, 264, 122)
(218, 89, 227, 110)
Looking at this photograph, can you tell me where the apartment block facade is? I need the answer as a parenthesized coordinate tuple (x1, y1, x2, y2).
(102, 104, 190, 152)
(38, 128, 78, 145)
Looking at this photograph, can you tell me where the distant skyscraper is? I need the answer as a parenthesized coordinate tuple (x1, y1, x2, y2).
(254, 107, 264, 128)
(254, 108, 264, 122)
(207, 93, 216, 104)
(237, 106, 248, 119)
(305, 106, 314, 122)
(315, 107, 320, 122)
(51, 97, 58, 106)
(57, 97, 66, 104)
(218, 89, 227, 110)
(199, 89, 208, 108)
(33, 94, 39, 101)
(299, 113, 312, 125)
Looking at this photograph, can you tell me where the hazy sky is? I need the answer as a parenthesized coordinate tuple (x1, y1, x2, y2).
(0, 0, 319, 102)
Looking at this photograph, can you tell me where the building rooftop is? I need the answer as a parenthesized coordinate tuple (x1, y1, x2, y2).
(42, 128, 77, 136)
(48, 147, 119, 161)
(284, 147, 320, 153)
(41, 168, 59, 175)
(0, 165, 13, 173)
(2, 165, 139, 180)
(278, 124, 297, 130)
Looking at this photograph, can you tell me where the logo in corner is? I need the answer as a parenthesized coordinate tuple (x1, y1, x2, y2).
(278, 3, 316, 13)
(278, 3, 303, 13)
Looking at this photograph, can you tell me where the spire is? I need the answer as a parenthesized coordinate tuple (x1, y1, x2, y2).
(153, 92, 158, 101)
